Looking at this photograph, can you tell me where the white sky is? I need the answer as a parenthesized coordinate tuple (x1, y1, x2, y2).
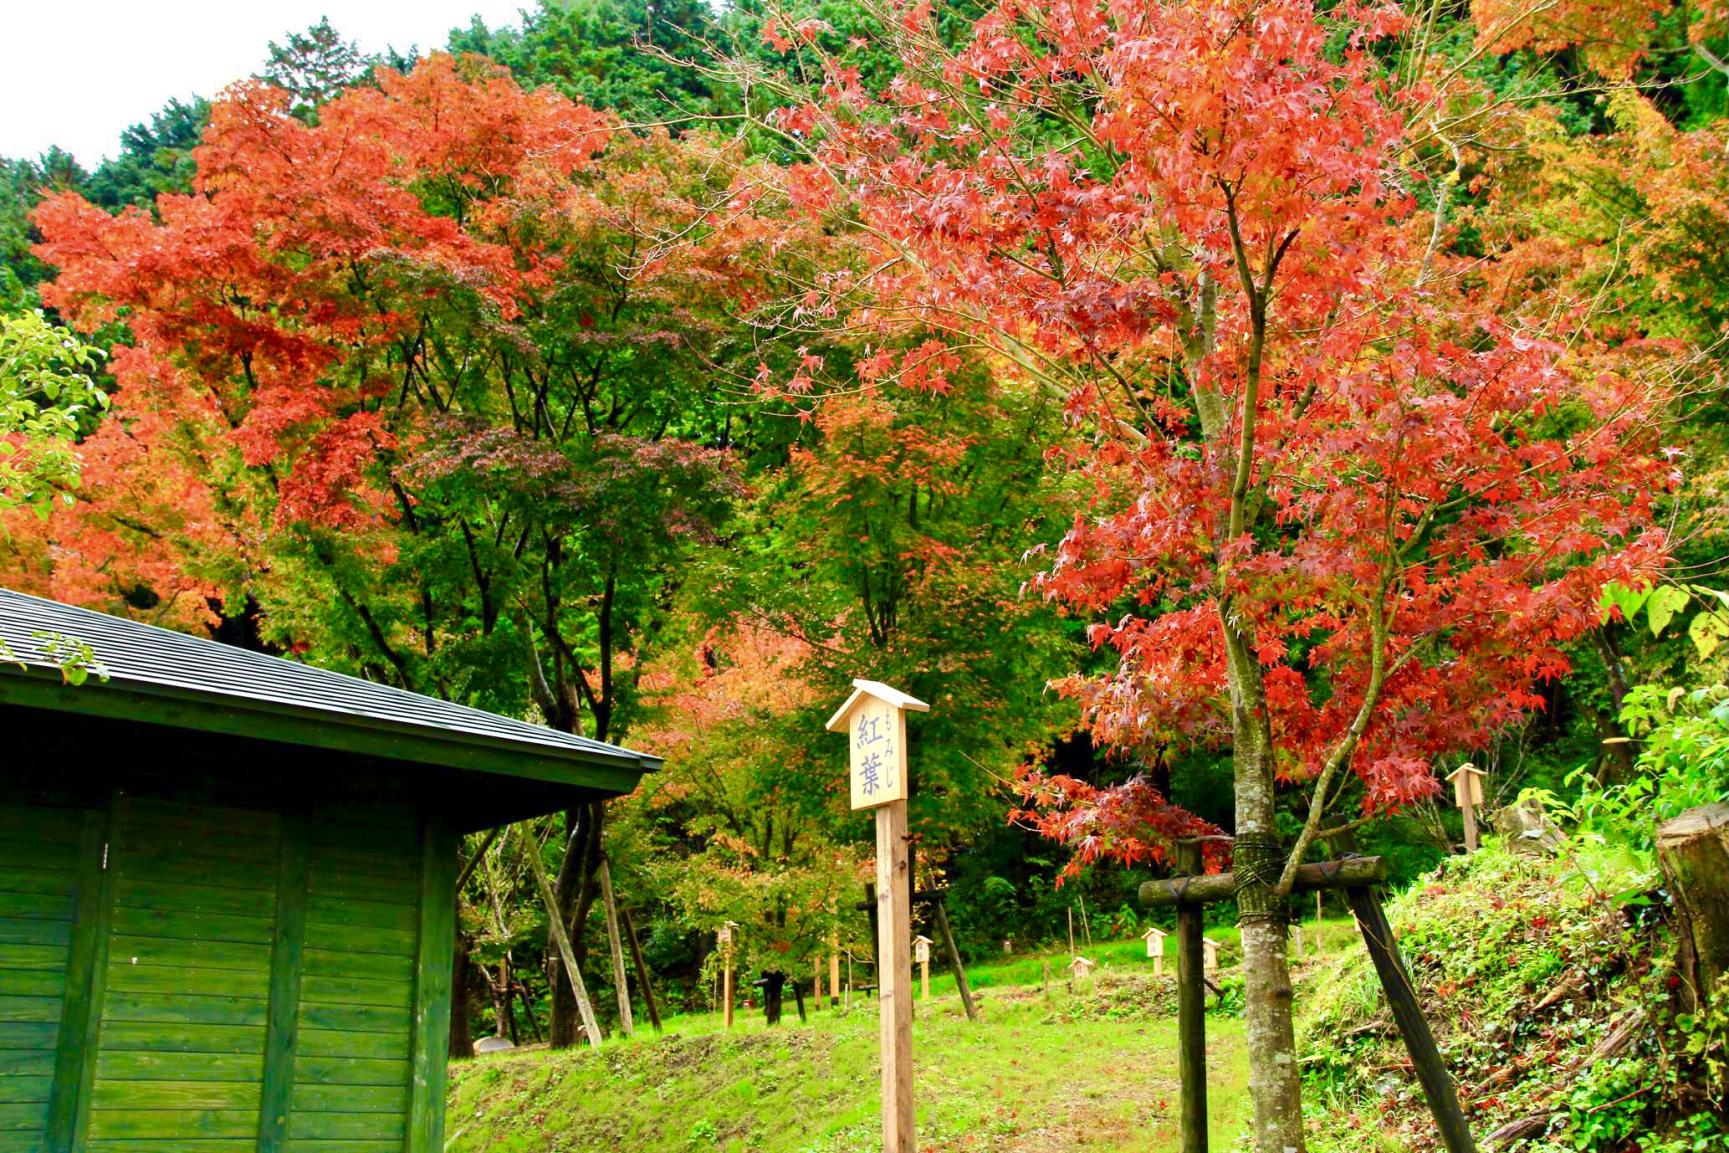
(0, 1, 533, 165)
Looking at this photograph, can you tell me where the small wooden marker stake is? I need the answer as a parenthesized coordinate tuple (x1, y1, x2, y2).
(1292, 923, 1305, 960)
(718, 921, 737, 1030)
(827, 678, 929, 1153)
(1202, 937, 1221, 977)
(1143, 926, 1169, 976)
(914, 935, 933, 1000)
(1448, 762, 1487, 853)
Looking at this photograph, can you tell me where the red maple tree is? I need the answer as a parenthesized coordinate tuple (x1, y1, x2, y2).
(743, 0, 1671, 1144)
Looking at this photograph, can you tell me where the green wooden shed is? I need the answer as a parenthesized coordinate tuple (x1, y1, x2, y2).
(0, 589, 658, 1153)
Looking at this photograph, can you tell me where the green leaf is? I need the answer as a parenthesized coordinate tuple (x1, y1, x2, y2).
(1599, 581, 1650, 625)
(1648, 585, 1690, 638)
(1690, 611, 1729, 659)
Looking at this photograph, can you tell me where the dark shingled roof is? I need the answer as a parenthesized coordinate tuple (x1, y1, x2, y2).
(0, 588, 660, 780)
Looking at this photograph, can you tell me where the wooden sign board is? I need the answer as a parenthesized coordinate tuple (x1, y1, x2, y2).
(1143, 927, 1167, 959)
(1202, 938, 1221, 974)
(1447, 763, 1486, 808)
(914, 936, 933, 965)
(826, 680, 930, 810)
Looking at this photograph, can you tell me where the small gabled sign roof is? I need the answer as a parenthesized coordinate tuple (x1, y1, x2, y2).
(1068, 955, 1096, 971)
(1143, 926, 1168, 939)
(0, 588, 659, 788)
(913, 934, 935, 946)
(824, 678, 930, 733)
(1446, 762, 1486, 782)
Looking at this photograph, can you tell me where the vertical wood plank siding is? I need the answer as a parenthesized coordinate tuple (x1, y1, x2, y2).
(0, 794, 438, 1153)
(407, 815, 456, 1153)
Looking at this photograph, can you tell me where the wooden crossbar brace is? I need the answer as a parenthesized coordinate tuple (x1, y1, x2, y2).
(1141, 853, 1475, 1153)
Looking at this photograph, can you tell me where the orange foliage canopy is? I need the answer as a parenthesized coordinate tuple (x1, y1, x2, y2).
(763, 0, 1671, 869)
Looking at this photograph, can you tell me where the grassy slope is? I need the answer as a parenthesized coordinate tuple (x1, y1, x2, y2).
(1297, 844, 1664, 1152)
(444, 929, 1385, 1153)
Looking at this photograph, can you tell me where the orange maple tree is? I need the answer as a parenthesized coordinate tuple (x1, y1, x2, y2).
(742, 0, 1672, 1143)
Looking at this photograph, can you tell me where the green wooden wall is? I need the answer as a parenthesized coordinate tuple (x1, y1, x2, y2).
(0, 793, 456, 1153)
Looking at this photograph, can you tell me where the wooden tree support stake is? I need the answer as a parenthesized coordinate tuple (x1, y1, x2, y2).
(932, 898, 978, 1022)
(520, 828, 603, 1048)
(597, 858, 634, 1038)
(1174, 840, 1208, 1153)
(1345, 885, 1477, 1153)
(619, 906, 662, 1033)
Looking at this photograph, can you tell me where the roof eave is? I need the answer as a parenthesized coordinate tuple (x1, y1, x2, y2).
(0, 667, 660, 790)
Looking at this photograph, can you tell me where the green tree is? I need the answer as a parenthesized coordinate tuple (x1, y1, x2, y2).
(0, 310, 106, 512)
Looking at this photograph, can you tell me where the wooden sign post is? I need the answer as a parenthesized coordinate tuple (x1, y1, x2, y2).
(1144, 926, 1169, 976)
(827, 679, 929, 1153)
(718, 921, 737, 1030)
(1292, 923, 1304, 960)
(914, 935, 933, 1000)
(1448, 763, 1487, 853)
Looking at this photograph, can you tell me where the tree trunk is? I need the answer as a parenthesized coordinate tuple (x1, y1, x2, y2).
(1224, 619, 1306, 1153)
(549, 803, 605, 1049)
(449, 919, 475, 1059)
(762, 970, 786, 1026)
(1657, 804, 1729, 1014)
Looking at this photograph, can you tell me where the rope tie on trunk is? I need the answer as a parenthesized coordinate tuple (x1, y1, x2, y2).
(1232, 832, 1286, 923)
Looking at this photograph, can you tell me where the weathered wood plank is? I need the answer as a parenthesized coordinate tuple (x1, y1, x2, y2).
(0, 872, 77, 900)
(93, 1024, 267, 1056)
(107, 937, 271, 975)
(0, 1102, 50, 1131)
(300, 950, 412, 984)
(257, 811, 307, 1153)
(288, 1110, 406, 1141)
(297, 975, 413, 1010)
(84, 1107, 258, 1139)
(293, 1029, 408, 1063)
(0, 923, 69, 949)
(89, 1080, 261, 1111)
(406, 813, 455, 1153)
(112, 880, 275, 918)
(0, 1051, 54, 1077)
(94, 1052, 262, 1082)
(99, 994, 269, 1029)
(0, 998, 62, 1024)
(296, 1003, 409, 1035)
(45, 807, 104, 1153)
(0, 1079, 52, 1106)
(103, 965, 270, 1001)
(0, 896, 73, 924)
(291, 1084, 405, 1114)
(107, 908, 275, 946)
(290, 1057, 408, 1087)
(1139, 856, 1387, 908)
(0, 946, 68, 973)
(303, 898, 418, 934)
(0, 1025, 59, 1051)
(288, 926, 416, 958)
(0, 973, 62, 1000)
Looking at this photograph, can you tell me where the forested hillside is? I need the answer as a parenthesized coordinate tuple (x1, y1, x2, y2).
(2, 0, 1727, 1148)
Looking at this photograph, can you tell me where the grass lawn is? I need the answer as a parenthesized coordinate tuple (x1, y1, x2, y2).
(445, 921, 1359, 1153)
